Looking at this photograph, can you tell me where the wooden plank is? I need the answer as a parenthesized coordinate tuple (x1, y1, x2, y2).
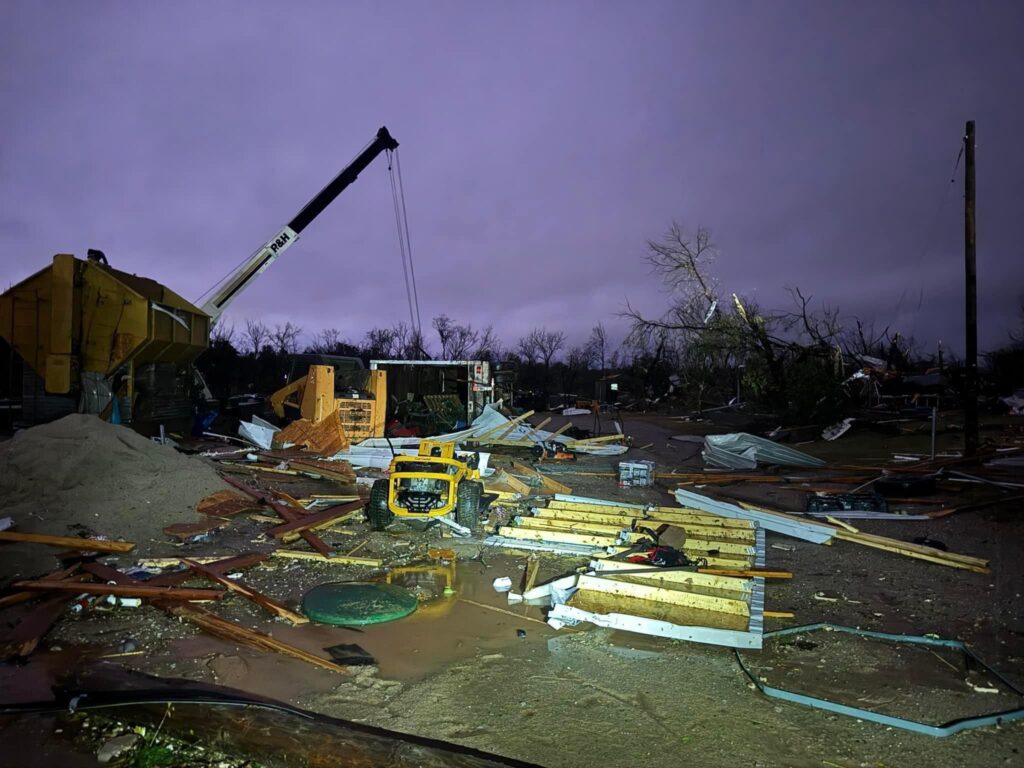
(833, 530, 989, 573)
(591, 560, 751, 594)
(698, 568, 793, 579)
(163, 517, 231, 539)
(726, 496, 990, 572)
(510, 461, 572, 495)
(0, 595, 70, 659)
(219, 462, 303, 476)
(475, 410, 535, 440)
(523, 556, 540, 593)
(496, 526, 618, 547)
(0, 565, 82, 609)
(545, 502, 754, 528)
(181, 558, 308, 625)
(289, 459, 356, 484)
(0, 531, 135, 553)
(267, 500, 364, 538)
(536, 506, 748, 531)
(534, 511, 755, 541)
(578, 574, 749, 617)
(166, 604, 346, 674)
(219, 475, 333, 557)
(134, 553, 273, 589)
(519, 417, 552, 443)
(546, 422, 573, 440)
(826, 515, 859, 533)
(488, 471, 532, 496)
(516, 517, 630, 537)
(271, 550, 383, 567)
(13, 580, 224, 602)
(536, 473, 572, 496)
(196, 490, 263, 517)
(251, 514, 358, 541)
(565, 434, 624, 446)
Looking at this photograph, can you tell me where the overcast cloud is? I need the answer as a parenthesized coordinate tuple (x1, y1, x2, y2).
(2, 1, 1021, 357)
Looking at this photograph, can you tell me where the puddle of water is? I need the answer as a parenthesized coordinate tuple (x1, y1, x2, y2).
(272, 553, 555, 683)
(1, 554, 563, 711)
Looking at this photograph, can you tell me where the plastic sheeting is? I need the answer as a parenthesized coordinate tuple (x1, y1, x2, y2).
(703, 432, 825, 469)
(674, 488, 835, 543)
(356, 404, 628, 456)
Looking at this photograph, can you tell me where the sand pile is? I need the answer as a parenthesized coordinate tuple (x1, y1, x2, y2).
(0, 414, 229, 581)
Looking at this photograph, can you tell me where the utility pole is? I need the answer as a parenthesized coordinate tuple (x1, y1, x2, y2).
(964, 120, 978, 456)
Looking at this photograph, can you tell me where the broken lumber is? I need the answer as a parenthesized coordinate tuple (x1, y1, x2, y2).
(181, 558, 308, 625)
(166, 604, 346, 674)
(487, 470, 532, 496)
(510, 461, 573, 495)
(142, 552, 272, 588)
(698, 568, 793, 579)
(136, 552, 270, 571)
(288, 458, 356, 484)
(220, 474, 333, 557)
(520, 417, 552, 443)
(832, 530, 990, 573)
(163, 517, 231, 539)
(196, 490, 263, 517)
(73, 562, 341, 674)
(0, 531, 135, 553)
(476, 410, 536, 440)
(13, 580, 224, 602)
(0, 565, 84, 609)
(674, 488, 990, 573)
(0, 595, 70, 659)
(271, 550, 382, 567)
(267, 500, 364, 538)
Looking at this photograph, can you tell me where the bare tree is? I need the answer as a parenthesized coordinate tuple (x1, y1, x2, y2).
(271, 321, 303, 354)
(473, 325, 503, 362)
(432, 314, 479, 359)
(561, 345, 590, 394)
(242, 319, 271, 356)
(519, 328, 566, 367)
(585, 322, 609, 373)
(517, 331, 541, 365)
(210, 320, 236, 348)
(363, 327, 398, 359)
(389, 321, 429, 359)
(307, 328, 345, 354)
(536, 328, 566, 367)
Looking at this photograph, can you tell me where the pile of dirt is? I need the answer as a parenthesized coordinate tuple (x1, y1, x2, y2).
(0, 414, 229, 582)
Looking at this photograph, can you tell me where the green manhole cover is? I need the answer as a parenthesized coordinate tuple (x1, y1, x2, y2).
(302, 581, 418, 625)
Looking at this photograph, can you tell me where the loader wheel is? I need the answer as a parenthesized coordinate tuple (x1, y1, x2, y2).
(367, 479, 395, 531)
(455, 480, 483, 528)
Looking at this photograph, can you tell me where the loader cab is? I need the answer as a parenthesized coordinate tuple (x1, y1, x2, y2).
(286, 354, 373, 400)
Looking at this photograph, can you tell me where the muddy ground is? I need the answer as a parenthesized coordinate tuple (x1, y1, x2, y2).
(1, 411, 1023, 767)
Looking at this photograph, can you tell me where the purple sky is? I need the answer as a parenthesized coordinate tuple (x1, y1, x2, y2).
(2, 1, 1022, 358)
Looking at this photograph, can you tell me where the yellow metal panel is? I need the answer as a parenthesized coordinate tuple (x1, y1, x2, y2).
(44, 354, 72, 393)
(366, 370, 387, 437)
(300, 365, 335, 421)
(48, 254, 74, 355)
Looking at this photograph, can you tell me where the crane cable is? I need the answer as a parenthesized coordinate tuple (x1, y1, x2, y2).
(386, 147, 423, 345)
(396, 150, 423, 340)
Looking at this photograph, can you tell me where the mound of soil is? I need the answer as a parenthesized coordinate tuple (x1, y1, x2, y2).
(0, 414, 229, 582)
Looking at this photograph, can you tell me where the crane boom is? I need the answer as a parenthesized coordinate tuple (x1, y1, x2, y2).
(200, 126, 399, 321)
